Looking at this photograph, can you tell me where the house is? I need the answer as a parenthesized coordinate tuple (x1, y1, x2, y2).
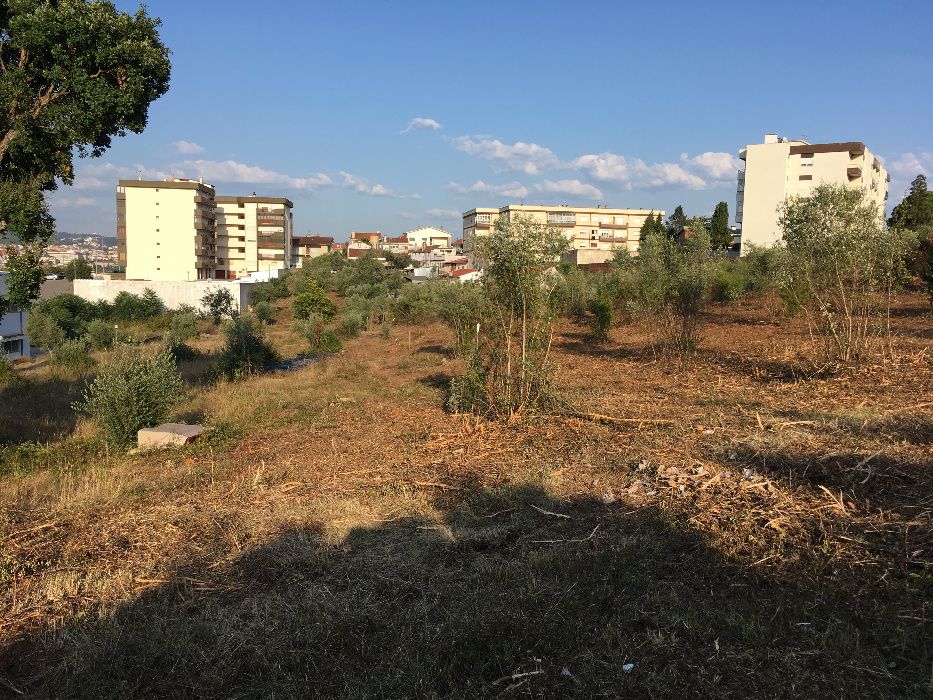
(350, 231, 381, 248)
(292, 235, 334, 267)
(404, 226, 453, 249)
(450, 268, 482, 283)
(381, 233, 411, 254)
(0, 271, 31, 360)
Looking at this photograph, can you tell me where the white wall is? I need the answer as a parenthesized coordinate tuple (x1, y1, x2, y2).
(74, 279, 253, 313)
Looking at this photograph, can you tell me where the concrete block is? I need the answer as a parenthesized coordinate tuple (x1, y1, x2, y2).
(137, 423, 205, 449)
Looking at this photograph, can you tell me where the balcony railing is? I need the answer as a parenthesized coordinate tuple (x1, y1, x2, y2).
(547, 213, 576, 225)
(847, 166, 862, 179)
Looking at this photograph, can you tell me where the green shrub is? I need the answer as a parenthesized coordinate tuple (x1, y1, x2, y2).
(50, 338, 96, 372)
(710, 264, 747, 302)
(167, 311, 200, 344)
(112, 288, 163, 321)
(588, 297, 613, 341)
(293, 280, 337, 321)
(253, 300, 273, 325)
(0, 356, 16, 386)
(337, 313, 364, 339)
(86, 318, 116, 350)
(215, 314, 278, 380)
(251, 276, 291, 304)
(447, 358, 486, 414)
(74, 348, 183, 449)
(293, 315, 343, 355)
(25, 310, 67, 349)
(163, 338, 199, 363)
(201, 288, 236, 324)
(32, 293, 95, 338)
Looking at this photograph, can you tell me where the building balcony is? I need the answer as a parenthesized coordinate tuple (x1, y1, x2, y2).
(847, 166, 862, 179)
(474, 221, 491, 229)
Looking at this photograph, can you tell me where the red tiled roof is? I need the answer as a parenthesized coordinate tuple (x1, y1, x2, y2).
(383, 234, 409, 244)
(351, 231, 379, 240)
(450, 268, 477, 278)
(294, 235, 334, 246)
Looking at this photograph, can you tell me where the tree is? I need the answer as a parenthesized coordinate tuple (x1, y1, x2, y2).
(383, 249, 415, 270)
(63, 255, 92, 281)
(201, 288, 235, 324)
(292, 279, 337, 321)
(665, 205, 688, 238)
(888, 175, 933, 231)
(0, 1, 171, 310)
(778, 184, 916, 364)
(710, 201, 731, 251)
(639, 212, 665, 242)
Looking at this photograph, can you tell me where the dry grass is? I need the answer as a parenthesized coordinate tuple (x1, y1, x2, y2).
(0, 293, 931, 697)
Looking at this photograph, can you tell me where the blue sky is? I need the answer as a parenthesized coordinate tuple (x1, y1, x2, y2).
(50, 0, 933, 240)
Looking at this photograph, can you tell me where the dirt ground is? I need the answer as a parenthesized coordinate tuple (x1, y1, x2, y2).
(1, 293, 931, 698)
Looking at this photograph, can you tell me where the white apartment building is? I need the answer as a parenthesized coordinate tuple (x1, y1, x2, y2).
(118, 178, 217, 281)
(0, 271, 30, 360)
(736, 134, 889, 251)
(404, 226, 453, 249)
(463, 204, 663, 261)
(215, 196, 293, 279)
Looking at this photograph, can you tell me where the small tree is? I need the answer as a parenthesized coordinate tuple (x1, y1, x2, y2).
(86, 318, 116, 350)
(64, 256, 93, 281)
(456, 215, 568, 417)
(214, 314, 278, 380)
(25, 310, 66, 349)
(665, 205, 688, 238)
(201, 288, 235, 324)
(710, 201, 731, 251)
(778, 184, 916, 364)
(74, 349, 183, 449)
(50, 338, 95, 373)
(588, 296, 613, 341)
(292, 279, 337, 321)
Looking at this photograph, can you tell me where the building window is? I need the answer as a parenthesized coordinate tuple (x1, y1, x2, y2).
(2, 338, 23, 355)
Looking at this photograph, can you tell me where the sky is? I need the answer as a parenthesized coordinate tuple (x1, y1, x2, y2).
(49, 0, 933, 241)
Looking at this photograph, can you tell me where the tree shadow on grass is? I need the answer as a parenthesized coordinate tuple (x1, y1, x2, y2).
(3, 483, 926, 698)
(0, 374, 85, 445)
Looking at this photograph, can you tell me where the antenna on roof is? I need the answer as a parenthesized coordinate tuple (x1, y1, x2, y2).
(137, 166, 143, 181)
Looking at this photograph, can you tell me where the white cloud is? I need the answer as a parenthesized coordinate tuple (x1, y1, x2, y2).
(70, 162, 170, 190)
(53, 196, 98, 207)
(399, 193, 423, 200)
(574, 153, 706, 190)
(401, 117, 442, 134)
(887, 152, 932, 177)
(680, 151, 741, 181)
(172, 140, 205, 154)
(535, 179, 603, 200)
(426, 208, 461, 218)
(339, 171, 393, 197)
(447, 179, 530, 199)
(451, 135, 561, 175)
(179, 160, 333, 190)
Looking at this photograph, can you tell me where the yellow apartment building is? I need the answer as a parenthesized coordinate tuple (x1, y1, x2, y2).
(117, 178, 217, 281)
(215, 196, 293, 279)
(736, 134, 889, 252)
(462, 204, 664, 260)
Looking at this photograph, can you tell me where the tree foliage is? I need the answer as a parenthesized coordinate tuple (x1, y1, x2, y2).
(639, 212, 666, 242)
(710, 201, 731, 250)
(665, 205, 688, 238)
(0, 0, 171, 308)
(63, 255, 92, 280)
(292, 279, 336, 321)
(888, 174, 933, 302)
(778, 183, 916, 364)
(201, 287, 235, 324)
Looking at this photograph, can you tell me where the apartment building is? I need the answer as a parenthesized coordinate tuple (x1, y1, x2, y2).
(404, 226, 453, 249)
(118, 178, 217, 281)
(462, 205, 664, 261)
(381, 233, 410, 254)
(292, 235, 334, 267)
(736, 134, 889, 251)
(0, 271, 30, 360)
(215, 196, 293, 279)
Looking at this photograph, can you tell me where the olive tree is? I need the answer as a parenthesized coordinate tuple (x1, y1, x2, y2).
(778, 184, 916, 364)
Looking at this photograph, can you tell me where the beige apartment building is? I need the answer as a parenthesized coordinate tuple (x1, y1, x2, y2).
(117, 178, 217, 281)
(215, 196, 293, 279)
(463, 205, 664, 260)
(736, 134, 889, 251)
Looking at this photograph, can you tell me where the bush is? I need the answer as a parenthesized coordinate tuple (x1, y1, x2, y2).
(253, 300, 273, 325)
(710, 264, 747, 302)
(588, 297, 613, 341)
(74, 348, 183, 449)
(33, 293, 95, 338)
(214, 314, 278, 380)
(112, 288, 163, 321)
(167, 311, 200, 344)
(446, 358, 486, 414)
(25, 310, 66, 349)
(293, 280, 337, 321)
(250, 276, 291, 305)
(0, 356, 16, 386)
(50, 338, 96, 372)
(201, 288, 235, 324)
(163, 338, 199, 363)
(86, 318, 116, 350)
(337, 313, 364, 339)
(778, 184, 916, 364)
(293, 315, 343, 355)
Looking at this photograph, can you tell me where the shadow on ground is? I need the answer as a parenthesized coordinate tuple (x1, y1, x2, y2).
(0, 374, 85, 444)
(3, 483, 926, 698)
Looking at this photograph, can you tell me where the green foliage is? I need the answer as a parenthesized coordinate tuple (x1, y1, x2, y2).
(778, 184, 917, 364)
(463, 215, 569, 417)
(665, 205, 688, 238)
(710, 201, 731, 251)
(74, 349, 182, 450)
(167, 311, 200, 344)
(215, 314, 278, 380)
(0, 1, 171, 307)
(163, 338, 199, 363)
(293, 315, 342, 355)
(337, 313, 364, 339)
(588, 297, 614, 341)
(1, 241, 44, 312)
(253, 301, 273, 325)
(556, 265, 597, 318)
(624, 217, 716, 360)
(446, 356, 486, 414)
(85, 318, 116, 350)
(293, 280, 336, 321)
(49, 337, 95, 373)
(34, 293, 94, 336)
(250, 276, 290, 305)
(639, 212, 666, 242)
(25, 309, 66, 349)
(112, 288, 163, 322)
(383, 249, 415, 270)
(201, 288, 235, 324)
(888, 174, 933, 304)
(63, 256, 92, 281)
(0, 355, 16, 385)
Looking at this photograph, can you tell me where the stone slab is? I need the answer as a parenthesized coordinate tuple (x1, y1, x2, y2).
(137, 423, 205, 449)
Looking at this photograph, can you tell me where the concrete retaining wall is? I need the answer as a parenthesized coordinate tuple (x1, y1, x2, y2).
(73, 279, 253, 313)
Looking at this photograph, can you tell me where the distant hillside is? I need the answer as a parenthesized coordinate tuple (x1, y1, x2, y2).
(52, 232, 117, 246)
